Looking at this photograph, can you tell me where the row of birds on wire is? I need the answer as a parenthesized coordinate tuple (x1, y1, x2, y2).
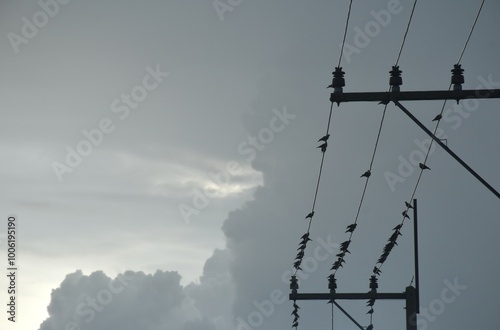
(290, 125, 435, 328)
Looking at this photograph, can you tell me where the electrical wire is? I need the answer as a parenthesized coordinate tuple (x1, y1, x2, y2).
(329, 0, 419, 279)
(369, 0, 486, 294)
(395, 0, 418, 66)
(290, 2, 356, 327)
(457, 0, 486, 64)
(338, 0, 354, 68)
(292, 101, 334, 277)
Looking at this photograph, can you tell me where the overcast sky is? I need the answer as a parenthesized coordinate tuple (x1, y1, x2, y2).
(1, 1, 499, 330)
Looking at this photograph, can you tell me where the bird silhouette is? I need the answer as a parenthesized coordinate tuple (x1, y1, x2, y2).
(318, 134, 330, 142)
(384, 242, 396, 253)
(367, 325, 374, 330)
(340, 240, 351, 251)
(402, 210, 410, 219)
(373, 266, 382, 275)
(295, 251, 304, 259)
(388, 231, 401, 244)
(293, 303, 300, 310)
(367, 309, 374, 314)
(299, 241, 310, 247)
(299, 239, 310, 246)
(292, 321, 298, 328)
(405, 201, 414, 209)
(345, 223, 357, 233)
(419, 163, 431, 170)
(300, 233, 312, 242)
(331, 260, 343, 270)
(292, 310, 299, 318)
(393, 224, 402, 231)
(432, 114, 442, 122)
(380, 249, 390, 258)
(317, 141, 328, 153)
(361, 170, 371, 178)
(305, 211, 315, 219)
(298, 243, 307, 250)
(377, 255, 388, 264)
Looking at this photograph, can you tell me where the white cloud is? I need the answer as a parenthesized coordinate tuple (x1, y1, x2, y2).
(39, 266, 234, 330)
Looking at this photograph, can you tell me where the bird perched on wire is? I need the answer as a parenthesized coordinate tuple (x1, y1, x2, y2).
(388, 231, 401, 244)
(419, 163, 431, 170)
(345, 223, 357, 233)
(373, 266, 382, 275)
(405, 201, 413, 209)
(393, 224, 402, 231)
(336, 251, 346, 258)
(432, 114, 442, 122)
(331, 259, 344, 270)
(300, 233, 312, 243)
(318, 134, 330, 142)
(361, 170, 371, 178)
(305, 211, 314, 219)
(402, 210, 410, 219)
(317, 141, 328, 153)
(340, 240, 351, 251)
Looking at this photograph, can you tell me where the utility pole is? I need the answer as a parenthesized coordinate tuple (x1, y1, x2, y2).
(289, 65, 500, 329)
(289, 199, 420, 330)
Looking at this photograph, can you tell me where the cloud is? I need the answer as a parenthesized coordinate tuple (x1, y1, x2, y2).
(38, 267, 233, 330)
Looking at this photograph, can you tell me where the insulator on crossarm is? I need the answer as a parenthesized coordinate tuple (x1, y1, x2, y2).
(328, 67, 346, 94)
(389, 66, 403, 92)
(290, 275, 299, 294)
(451, 64, 465, 99)
(451, 64, 464, 90)
(369, 275, 378, 291)
(328, 274, 337, 293)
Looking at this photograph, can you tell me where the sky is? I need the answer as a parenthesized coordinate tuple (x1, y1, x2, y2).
(0, 0, 499, 329)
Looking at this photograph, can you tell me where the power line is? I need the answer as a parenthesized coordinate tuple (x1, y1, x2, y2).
(338, 0, 354, 68)
(290, 2, 356, 328)
(368, 0, 487, 292)
(457, 0, 486, 64)
(395, 0, 418, 66)
(329, 0, 419, 285)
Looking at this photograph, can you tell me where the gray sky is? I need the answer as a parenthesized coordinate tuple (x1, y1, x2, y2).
(1, 1, 499, 329)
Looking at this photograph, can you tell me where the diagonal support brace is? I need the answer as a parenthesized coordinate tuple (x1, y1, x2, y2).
(393, 100, 500, 199)
(331, 301, 365, 330)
